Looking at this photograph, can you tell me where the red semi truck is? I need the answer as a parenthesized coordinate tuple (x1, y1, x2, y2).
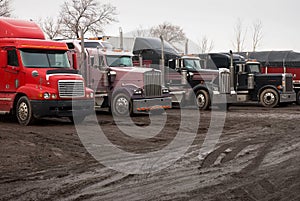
(0, 18, 94, 125)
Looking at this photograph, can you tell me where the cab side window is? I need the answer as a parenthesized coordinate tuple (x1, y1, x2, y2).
(7, 49, 19, 66)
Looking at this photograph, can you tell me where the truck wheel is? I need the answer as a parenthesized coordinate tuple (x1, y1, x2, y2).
(16, 96, 35, 126)
(260, 88, 279, 108)
(112, 93, 132, 116)
(195, 89, 210, 110)
(296, 91, 300, 105)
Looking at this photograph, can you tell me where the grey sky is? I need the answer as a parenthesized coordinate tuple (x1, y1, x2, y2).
(11, 0, 300, 52)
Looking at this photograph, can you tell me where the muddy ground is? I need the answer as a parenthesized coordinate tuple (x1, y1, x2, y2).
(0, 104, 300, 201)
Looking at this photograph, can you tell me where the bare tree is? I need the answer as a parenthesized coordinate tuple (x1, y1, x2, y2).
(252, 19, 263, 52)
(132, 25, 150, 37)
(39, 17, 62, 39)
(59, 0, 117, 38)
(150, 22, 186, 45)
(0, 0, 12, 17)
(233, 18, 247, 52)
(198, 36, 214, 53)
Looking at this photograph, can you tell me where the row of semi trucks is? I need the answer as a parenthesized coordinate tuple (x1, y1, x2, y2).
(0, 18, 298, 125)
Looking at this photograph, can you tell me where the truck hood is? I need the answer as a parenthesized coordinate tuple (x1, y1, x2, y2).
(254, 73, 284, 86)
(110, 67, 158, 89)
(191, 68, 219, 82)
(110, 66, 154, 74)
(25, 68, 83, 87)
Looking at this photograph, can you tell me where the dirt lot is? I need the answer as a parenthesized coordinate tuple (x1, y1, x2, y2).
(0, 104, 300, 201)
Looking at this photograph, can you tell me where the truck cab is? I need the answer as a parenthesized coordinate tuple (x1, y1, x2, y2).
(168, 55, 218, 87)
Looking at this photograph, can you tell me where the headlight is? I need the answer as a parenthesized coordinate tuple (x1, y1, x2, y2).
(133, 88, 143, 95)
(86, 92, 94, 98)
(162, 88, 169, 94)
(43, 92, 50, 99)
(51, 94, 57, 99)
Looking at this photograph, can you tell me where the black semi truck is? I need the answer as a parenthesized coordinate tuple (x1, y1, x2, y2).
(199, 51, 296, 108)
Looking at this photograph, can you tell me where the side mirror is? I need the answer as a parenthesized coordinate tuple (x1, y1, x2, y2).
(72, 53, 78, 70)
(108, 70, 116, 83)
(0, 50, 7, 68)
(168, 59, 176, 69)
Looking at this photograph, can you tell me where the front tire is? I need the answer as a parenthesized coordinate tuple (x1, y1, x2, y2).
(260, 88, 279, 108)
(195, 89, 210, 110)
(16, 96, 35, 126)
(111, 92, 132, 116)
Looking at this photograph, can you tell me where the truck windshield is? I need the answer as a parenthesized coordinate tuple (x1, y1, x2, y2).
(80, 41, 113, 50)
(106, 56, 133, 67)
(247, 64, 260, 73)
(20, 49, 71, 68)
(184, 59, 202, 71)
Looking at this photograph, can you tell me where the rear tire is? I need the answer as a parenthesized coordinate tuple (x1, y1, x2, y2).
(260, 88, 279, 108)
(16, 96, 35, 126)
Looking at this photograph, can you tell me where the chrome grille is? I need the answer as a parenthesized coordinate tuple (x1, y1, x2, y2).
(219, 70, 230, 93)
(144, 70, 162, 97)
(58, 80, 85, 98)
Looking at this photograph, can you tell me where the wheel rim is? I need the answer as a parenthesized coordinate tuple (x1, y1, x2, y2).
(115, 97, 129, 115)
(197, 93, 206, 108)
(263, 92, 275, 105)
(18, 102, 29, 121)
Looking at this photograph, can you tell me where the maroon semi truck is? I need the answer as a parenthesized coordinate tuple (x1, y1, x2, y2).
(62, 39, 172, 116)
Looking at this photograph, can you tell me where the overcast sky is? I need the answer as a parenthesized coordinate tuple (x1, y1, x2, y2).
(11, 0, 300, 52)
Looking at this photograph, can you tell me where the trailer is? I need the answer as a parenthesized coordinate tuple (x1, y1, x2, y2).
(0, 18, 94, 125)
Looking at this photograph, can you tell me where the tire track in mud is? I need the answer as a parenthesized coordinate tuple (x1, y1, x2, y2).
(0, 167, 128, 201)
(201, 173, 300, 201)
(189, 117, 299, 201)
(1, 107, 300, 200)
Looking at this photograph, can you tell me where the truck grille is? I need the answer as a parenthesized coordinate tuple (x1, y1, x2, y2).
(58, 80, 85, 98)
(144, 70, 162, 97)
(285, 76, 293, 92)
(219, 70, 230, 93)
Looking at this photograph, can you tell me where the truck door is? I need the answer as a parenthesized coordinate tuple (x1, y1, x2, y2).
(0, 48, 21, 112)
(89, 55, 108, 93)
(237, 72, 249, 90)
(2, 49, 21, 92)
(167, 59, 183, 85)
